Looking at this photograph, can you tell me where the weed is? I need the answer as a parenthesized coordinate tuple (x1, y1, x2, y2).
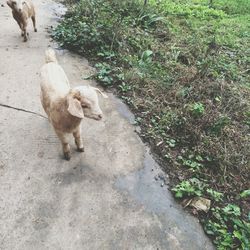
(95, 62, 113, 86)
(172, 178, 206, 198)
(189, 102, 205, 117)
(178, 154, 204, 171)
(210, 115, 231, 136)
(240, 190, 250, 199)
(166, 138, 176, 148)
(206, 189, 223, 202)
(205, 205, 250, 249)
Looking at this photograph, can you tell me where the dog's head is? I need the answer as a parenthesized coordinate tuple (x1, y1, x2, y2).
(7, 0, 24, 12)
(67, 86, 108, 120)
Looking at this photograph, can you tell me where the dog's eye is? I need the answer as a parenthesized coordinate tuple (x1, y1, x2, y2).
(81, 104, 89, 108)
(13, 1, 17, 4)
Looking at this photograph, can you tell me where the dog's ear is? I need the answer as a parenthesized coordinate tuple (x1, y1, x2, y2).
(67, 93, 84, 119)
(6, 0, 15, 9)
(71, 88, 91, 108)
(91, 87, 108, 99)
(6, 0, 13, 8)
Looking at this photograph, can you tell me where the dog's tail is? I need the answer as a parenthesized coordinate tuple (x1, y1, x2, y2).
(45, 48, 57, 64)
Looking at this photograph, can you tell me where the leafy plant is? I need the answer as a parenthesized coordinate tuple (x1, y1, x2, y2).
(119, 82, 132, 93)
(137, 13, 165, 28)
(240, 190, 250, 199)
(210, 115, 231, 136)
(206, 188, 223, 202)
(183, 159, 203, 171)
(189, 102, 205, 117)
(178, 154, 204, 171)
(223, 204, 241, 217)
(166, 138, 176, 148)
(172, 178, 206, 198)
(204, 205, 250, 249)
(97, 50, 116, 60)
(205, 219, 234, 249)
(244, 111, 250, 127)
(140, 50, 153, 64)
(95, 62, 113, 86)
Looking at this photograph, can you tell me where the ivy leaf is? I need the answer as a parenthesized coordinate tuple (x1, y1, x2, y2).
(240, 190, 250, 198)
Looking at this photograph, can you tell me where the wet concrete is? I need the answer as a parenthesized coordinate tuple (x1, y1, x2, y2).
(0, 0, 214, 249)
(116, 148, 211, 249)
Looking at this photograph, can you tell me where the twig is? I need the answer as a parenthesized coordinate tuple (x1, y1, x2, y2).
(0, 103, 48, 119)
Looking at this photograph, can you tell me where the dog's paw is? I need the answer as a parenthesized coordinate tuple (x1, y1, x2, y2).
(64, 152, 71, 161)
(78, 147, 84, 152)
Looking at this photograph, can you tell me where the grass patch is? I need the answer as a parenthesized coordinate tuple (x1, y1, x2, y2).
(53, 0, 250, 248)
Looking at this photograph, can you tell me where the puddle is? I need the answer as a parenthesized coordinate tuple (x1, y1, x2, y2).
(112, 76, 186, 218)
(114, 100, 213, 249)
(113, 89, 182, 216)
(115, 148, 179, 215)
(115, 148, 214, 249)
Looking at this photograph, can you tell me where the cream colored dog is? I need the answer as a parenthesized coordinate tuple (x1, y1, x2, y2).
(7, 0, 37, 42)
(40, 49, 107, 160)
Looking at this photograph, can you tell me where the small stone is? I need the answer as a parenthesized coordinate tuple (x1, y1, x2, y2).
(161, 183, 164, 187)
(151, 168, 154, 171)
(158, 174, 165, 181)
(154, 176, 158, 181)
(135, 126, 141, 133)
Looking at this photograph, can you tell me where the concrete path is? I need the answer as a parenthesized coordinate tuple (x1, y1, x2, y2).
(0, 0, 214, 249)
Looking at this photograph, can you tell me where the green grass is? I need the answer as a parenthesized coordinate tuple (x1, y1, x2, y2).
(53, 0, 250, 248)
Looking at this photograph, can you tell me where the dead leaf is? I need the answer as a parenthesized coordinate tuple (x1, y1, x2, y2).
(190, 197, 211, 213)
(182, 198, 192, 208)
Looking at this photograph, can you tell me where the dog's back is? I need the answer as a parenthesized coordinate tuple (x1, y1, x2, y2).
(24, 0, 35, 18)
(40, 49, 70, 115)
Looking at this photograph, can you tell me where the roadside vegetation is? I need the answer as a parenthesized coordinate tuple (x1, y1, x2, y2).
(53, 0, 250, 248)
